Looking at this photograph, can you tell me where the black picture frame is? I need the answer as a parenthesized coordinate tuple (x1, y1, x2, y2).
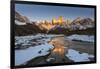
(10, 1, 96, 69)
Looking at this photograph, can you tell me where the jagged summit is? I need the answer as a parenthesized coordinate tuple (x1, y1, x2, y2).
(15, 11, 94, 36)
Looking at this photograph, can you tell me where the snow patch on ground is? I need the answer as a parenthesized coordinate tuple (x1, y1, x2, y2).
(15, 34, 57, 46)
(66, 34, 94, 42)
(15, 20, 26, 25)
(15, 43, 54, 66)
(66, 49, 94, 62)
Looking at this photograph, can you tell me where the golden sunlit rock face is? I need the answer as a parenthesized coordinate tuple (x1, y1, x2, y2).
(40, 23, 56, 30)
(52, 16, 64, 25)
(36, 16, 66, 31)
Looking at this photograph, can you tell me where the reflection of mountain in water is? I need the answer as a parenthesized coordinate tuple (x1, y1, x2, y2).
(15, 34, 94, 67)
(48, 36, 71, 63)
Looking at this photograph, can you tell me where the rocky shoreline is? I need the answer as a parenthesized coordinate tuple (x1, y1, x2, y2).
(15, 34, 94, 67)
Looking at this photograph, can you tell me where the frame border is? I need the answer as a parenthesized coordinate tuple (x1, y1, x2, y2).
(10, 1, 97, 69)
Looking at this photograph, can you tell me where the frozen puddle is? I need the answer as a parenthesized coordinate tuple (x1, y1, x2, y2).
(15, 43, 54, 66)
(66, 49, 94, 62)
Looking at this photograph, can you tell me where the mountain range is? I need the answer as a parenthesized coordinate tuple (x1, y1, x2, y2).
(15, 11, 95, 36)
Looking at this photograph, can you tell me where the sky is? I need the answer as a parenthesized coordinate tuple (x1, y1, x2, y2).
(15, 4, 95, 22)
